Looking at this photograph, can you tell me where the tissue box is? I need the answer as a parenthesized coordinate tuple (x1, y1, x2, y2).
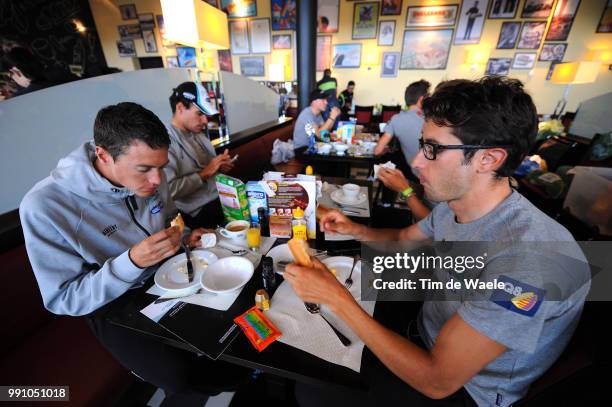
(215, 174, 250, 222)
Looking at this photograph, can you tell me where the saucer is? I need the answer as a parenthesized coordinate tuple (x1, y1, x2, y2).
(330, 189, 367, 206)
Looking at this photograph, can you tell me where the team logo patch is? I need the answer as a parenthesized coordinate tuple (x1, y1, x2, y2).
(491, 275, 545, 317)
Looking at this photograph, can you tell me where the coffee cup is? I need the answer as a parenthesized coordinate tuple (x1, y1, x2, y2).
(342, 183, 360, 200)
(220, 220, 249, 240)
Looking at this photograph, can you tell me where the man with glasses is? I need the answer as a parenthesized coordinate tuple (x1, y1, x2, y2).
(285, 77, 589, 406)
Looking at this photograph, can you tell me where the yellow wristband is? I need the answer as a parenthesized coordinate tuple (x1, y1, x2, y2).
(401, 186, 414, 198)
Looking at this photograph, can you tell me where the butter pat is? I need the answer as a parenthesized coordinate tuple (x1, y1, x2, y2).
(200, 233, 217, 249)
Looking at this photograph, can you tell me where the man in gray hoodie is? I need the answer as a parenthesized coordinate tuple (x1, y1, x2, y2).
(20, 102, 247, 406)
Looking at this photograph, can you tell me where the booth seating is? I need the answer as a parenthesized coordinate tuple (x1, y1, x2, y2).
(354, 105, 374, 125)
(0, 243, 134, 407)
(381, 105, 402, 124)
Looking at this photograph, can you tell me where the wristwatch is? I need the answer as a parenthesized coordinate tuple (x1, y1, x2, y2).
(401, 186, 414, 198)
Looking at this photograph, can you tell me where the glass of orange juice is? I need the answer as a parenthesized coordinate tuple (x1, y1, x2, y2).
(247, 222, 261, 252)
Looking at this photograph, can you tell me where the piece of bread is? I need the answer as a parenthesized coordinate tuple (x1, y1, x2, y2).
(288, 238, 313, 268)
(315, 204, 332, 221)
(170, 213, 185, 233)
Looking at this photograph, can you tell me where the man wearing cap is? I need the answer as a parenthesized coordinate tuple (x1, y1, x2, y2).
(292, 89, 341, 154)
(164, 82, 234, 228)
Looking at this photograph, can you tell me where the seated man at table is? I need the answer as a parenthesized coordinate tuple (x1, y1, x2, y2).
(20, 102, 247, 406)
(338, 80, 355, 119)
(293, 89, 341, 155)
(285, 77, 590, 407)
(164, 81, 234, 228)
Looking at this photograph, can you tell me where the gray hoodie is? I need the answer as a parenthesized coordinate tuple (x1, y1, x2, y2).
(20, 141, 178, 316)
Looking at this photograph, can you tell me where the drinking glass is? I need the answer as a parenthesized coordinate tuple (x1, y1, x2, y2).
(247, 223, 261, 252)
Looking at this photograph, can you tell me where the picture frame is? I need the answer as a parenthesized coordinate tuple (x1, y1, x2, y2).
(229, 20, 250, 55)
(240, 56, 265, 77)
(381, 52, 400, 77)
(272, 34, 292, 49)
(454, 0, 490, 45)
(488, 0, 519, 19)
(218, 49, 233, 72)
(352, 2, 379, 39)
(116, 40, 136, 57)
(249, 18, 272, 54)
(271, 0, 296, 30)
(332, 43, 362, 68)
(521, 0, 555, 18)
(204, 0, 218, 7)
(118, 24, 141, 40)
(142, 30, 158, 53)
(512, 52, 537, 69)
(119, 4, 137, 20)
(539, 43, 567, 61)
(221, 0, 257, 18)
(485, 57, 512, 75)
(517, 21, 546, 49)
(405, 5, 459, 28)
(400, 29, 453, 70)
(166, 56, 179, 68)
(138, 13, 155, 30)
(176, 46, 197, 67)
(156, 15, 165, 35)
(496, 21, 521, 49)
(545, 0, 581, 41)
(316, 35, 332, 71)
(381, 0, 402, 16)
(378, 20, 396, 46)
(318, 0, 340, 33)
(596, 0, 612, 33)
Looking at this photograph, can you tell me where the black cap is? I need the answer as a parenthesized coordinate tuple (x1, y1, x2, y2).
(309, 89, 327, 103)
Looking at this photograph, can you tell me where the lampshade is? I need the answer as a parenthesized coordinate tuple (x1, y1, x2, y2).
(550, 61, 600, 84)
(586, 49, 612, 64)
(160, 0, 229, 49)
(269, 64, 286, 82)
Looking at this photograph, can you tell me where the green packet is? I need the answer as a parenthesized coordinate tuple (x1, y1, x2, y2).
(215, 174, 250, 222)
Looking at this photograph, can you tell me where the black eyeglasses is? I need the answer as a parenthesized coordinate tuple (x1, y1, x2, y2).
(418, 138, 512, 160)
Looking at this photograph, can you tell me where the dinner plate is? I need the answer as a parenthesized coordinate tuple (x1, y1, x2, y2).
(267, 243, 294, 275)
(330, 188, 367, 206)
(154, 250, 218, 292)
(201, 256, 254, 294)
(321, 256, 362, 283)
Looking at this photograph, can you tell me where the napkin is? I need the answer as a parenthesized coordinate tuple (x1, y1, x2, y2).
(373, 161, 396, 179)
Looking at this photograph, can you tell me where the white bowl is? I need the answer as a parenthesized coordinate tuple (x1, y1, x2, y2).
(342, 183, 360, 199)
(318, 143, 332, 154)
(201, 256, 254, 294)
(333, 143, 349, 154)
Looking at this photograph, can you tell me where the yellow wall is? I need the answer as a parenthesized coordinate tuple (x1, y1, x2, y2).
(90, 0, 612, 114)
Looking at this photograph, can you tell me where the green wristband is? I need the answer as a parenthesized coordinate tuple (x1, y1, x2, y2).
(401, 186, 414, 198)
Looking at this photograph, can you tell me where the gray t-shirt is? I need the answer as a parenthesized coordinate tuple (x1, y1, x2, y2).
(384, 109, 423, 175)
(293, 107, 324, 149)
(416, 190, 590, 407)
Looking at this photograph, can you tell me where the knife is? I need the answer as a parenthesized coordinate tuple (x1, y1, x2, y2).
(183, 241, 194, 283)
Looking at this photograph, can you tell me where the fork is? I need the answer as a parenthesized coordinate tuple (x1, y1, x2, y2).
(344, 255, 360, 289)
(305, 303, 351, 346)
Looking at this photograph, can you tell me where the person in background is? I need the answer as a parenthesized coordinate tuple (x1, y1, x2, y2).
(164, 81, 234, 229)
(338, 80, 355, 119)
(292, 89, 341, 154)
(2, 47, 53, 97)
(20, 102, 249, 406)
(279, 87, 290, 116)
(316, 68, 340, 121)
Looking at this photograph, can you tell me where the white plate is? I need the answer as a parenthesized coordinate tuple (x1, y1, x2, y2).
(330, 188, 367, 206)
(155, 250, 218, 292)
(322, 256, 361, 282)
(267, 244, 294, 275)
(201, 256, 254, 294)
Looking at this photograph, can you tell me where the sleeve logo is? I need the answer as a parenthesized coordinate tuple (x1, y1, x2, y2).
(490, 275, 545, 317)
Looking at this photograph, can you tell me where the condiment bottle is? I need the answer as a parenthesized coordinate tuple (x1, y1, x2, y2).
(305, 165, 313, 175)
(291, 207, 307, 241)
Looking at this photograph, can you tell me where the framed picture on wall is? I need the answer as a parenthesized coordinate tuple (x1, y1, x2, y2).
(138, 13, 155, 30)
(204, 0, 218, 7)
(142, 30, 157, 53)
(218, 49, 233, 72)
(597, 0, 612, 33)
(521, 0, 554, 18)
(485, 57, 511, 75)
(454, 0, 490, 45)
(318, 0, 340, 33)
(381, 52, 400, 77)
(352, 2, 379, 39)
(119, 4, 137, 20)
(249, 18, 272, 54)
(405, 5, 458, 28)
(517, 21, 546, 49)
(381, 0, 402, 16)
(229, 20, 250, 54)
(545, 0, 581, 41)
(118, 24, 141, 40)
(332, 43, 362, 68)
(316, 35, 332, 71)
(166, 56, 179, 68)
(496, 21, 521, 49)
(488, 0, 519, 19)
(539, 43, 567, 61)
(176, 46, 197, 67)
(378, 20, 396, 46)
(240, 56, 265, 76)
(512, 52, 537, 69)
(272, 34, 292, 49)
(221, 0, 257, 18)
(400, 29, 453, 69)
(117, 40, 136, 57)
(271, 0, 296, 30)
